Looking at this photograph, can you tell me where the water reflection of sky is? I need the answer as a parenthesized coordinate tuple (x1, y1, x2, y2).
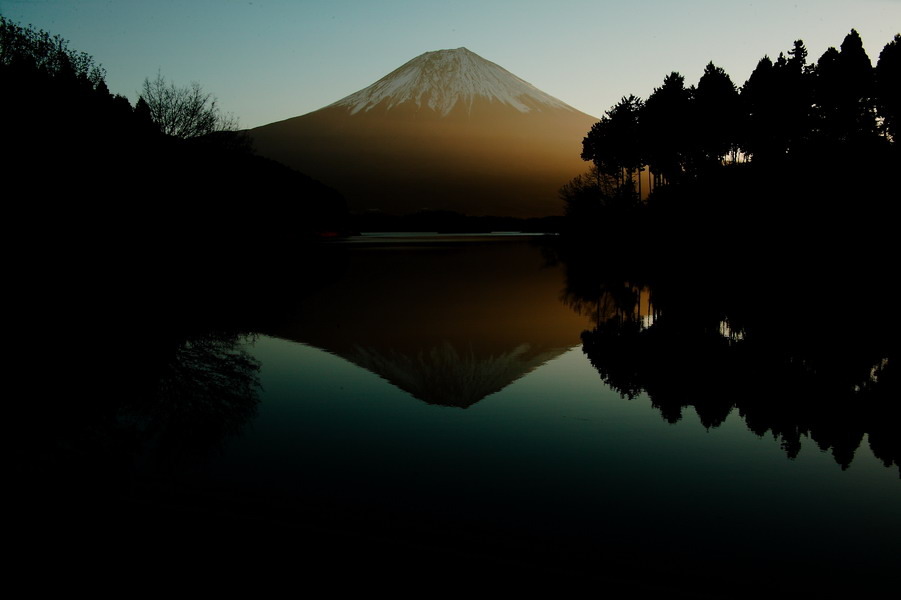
(221, 334, 899, 582)
(134, 237, 898, 592)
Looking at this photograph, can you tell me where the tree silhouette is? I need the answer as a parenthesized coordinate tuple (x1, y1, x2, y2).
(581, 95, 644, 202)
(740, 55, 782, 163)
(814, 30, 877, 143)
(568, 29, 896, 249)
(641, 72, 692, 186)
(559, 165, 619, 224)
(738, 46, 813, 164)
(693, 62, 740, 166)
(875, 34, 901, 141)
(0, 16, 105, 86)
(140, 71, 238, 139)
(782, 40, 816, 155)
(838, 29, 877, 137)
(813, 45, 844, 142)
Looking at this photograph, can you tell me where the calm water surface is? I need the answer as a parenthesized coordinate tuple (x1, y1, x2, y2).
(72, 237, 899, 593)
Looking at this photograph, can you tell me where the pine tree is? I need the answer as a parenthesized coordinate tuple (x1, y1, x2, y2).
(641, 72, 692, 186)
(582, 95, 643, 200)
(875, 34, 901, 141)
(740, 55, 780, 162)
(693, 62, 740, 166)
(838, 29, 877, 137)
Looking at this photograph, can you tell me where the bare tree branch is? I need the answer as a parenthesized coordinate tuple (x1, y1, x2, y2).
(139, 71, 238, 138)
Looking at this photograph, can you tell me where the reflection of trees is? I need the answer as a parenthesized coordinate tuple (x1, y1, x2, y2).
(564, 280, 651, 327)
(562, 259, 900, 476)
(130, 332, 262, 463)
(12, 319, 264, 557)
(17, 329, 262, 504)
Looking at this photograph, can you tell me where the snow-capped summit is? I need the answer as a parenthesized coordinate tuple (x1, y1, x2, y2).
(250, 48, 598, 217)
(331, 47, 579, 116)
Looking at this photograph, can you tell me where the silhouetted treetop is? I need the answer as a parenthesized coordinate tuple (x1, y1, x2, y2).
(566, 28, 896, 233)
(0, 16, 104, 88)
(788, 39, 809, 71)
(581, 94, 644, 204)
(642, 72, 692, 185)
(140, 71, 239, 139)
(740, 55, 781, 161)
(838, 29, 877, 133)
(693, 62, 740, 165)
(812, 30, 879, 142)
(876, 33, 901, 141)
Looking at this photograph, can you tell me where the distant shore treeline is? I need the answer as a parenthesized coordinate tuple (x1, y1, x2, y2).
(563, 29, 899, 266)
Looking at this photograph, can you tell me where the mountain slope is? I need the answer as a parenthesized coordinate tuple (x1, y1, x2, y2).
(332, 47, 579, 116)
(250, 48, 597, 218)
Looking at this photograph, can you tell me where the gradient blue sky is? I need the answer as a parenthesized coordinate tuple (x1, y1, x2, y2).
(3, 0, 899, 128)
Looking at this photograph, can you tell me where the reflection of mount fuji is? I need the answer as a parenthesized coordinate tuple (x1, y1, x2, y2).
(347, 341, 565, 408)
(266, 239, 590, 407)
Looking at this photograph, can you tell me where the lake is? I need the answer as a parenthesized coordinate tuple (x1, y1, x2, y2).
(15, 235, 898, 595)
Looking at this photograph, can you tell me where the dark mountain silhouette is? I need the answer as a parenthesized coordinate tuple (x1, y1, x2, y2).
(250, 48, 598, 218)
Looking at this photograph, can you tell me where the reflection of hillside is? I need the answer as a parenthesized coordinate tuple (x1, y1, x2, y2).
(265, 239, 590, 407)
(558, 256, 900, 476)
(347, 342, 567, 408)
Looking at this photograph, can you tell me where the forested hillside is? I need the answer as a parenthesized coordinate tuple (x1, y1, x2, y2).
(564, 29, 899, 267)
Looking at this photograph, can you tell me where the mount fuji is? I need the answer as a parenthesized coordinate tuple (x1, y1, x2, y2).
(250, 48, 597, 218)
